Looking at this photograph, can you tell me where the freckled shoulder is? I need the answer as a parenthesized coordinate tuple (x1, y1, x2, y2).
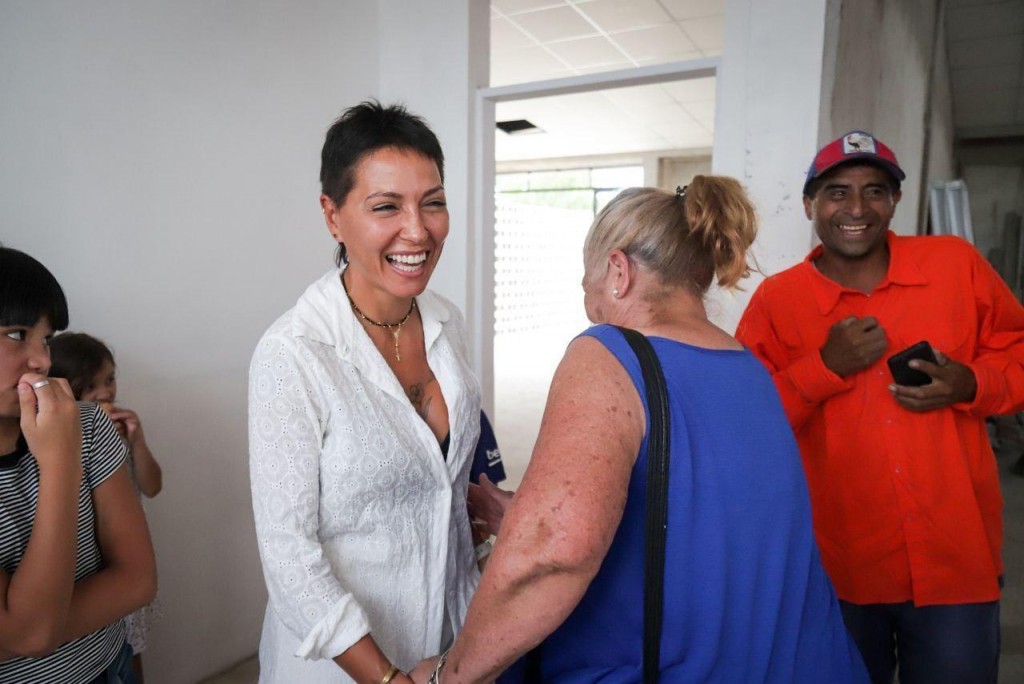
(508, 335, 647, 569)
(527, 336, 646, 483)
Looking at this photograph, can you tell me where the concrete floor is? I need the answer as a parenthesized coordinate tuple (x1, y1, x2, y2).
(200, 329, 1024, 683)
(198, 655, 258, 684)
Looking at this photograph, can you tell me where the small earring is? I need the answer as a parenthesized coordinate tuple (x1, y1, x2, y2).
(612, 288, 620, 298)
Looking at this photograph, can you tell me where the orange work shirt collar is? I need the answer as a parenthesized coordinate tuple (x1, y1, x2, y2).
(803, 231, 930, 315)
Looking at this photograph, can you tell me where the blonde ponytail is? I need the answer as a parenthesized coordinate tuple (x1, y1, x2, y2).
(684, 175, 758, 289)
(582, 175, 758, 296)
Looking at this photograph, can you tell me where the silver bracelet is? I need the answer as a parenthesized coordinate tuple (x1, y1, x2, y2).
(474, 539, 493, 561)
(427, 648, 450, 684)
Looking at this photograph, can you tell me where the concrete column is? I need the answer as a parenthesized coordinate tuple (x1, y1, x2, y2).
(821, 0, 953, 237)
(376, 0, 492, 400)
(711, 0, 830, 331)
(377, 0, 489, 318)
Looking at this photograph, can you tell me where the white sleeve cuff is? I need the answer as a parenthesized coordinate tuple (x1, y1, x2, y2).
(294, 596, 373, 661)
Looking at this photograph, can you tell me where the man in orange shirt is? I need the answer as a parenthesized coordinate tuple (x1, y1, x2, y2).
(736, 131, 1024, 684)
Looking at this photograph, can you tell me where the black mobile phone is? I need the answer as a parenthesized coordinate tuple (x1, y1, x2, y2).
(887, 341, 938, 386)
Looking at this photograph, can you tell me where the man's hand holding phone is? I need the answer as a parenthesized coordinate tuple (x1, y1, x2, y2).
(888, 346, 977, 412)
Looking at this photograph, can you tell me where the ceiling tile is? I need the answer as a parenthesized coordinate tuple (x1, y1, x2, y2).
(661, 76, 717, 103)
(495, 125, 698, 160)
(684, 100, 716, 127)
(493, 100, 535, 122)
(603, 84, 677, 114)
(508, 6, 599, 43)
(497, 92, 610, 130)
(946, 1, 1024, 41)
(612, 23, 698, 61)
(951, 64, 1021, 93)
(947, 34, 1024, 69)
(583, 112, 640, 136)
(628, 101, 695, 125)
(575, 0, 673, 33)
(494, 133, 604, 161)
(494, 87, 709, 161)
(546, 35, 629, 67)
(662, 131, 714, 150)
(953, 88, 1017, 127)
(490, 45, 574, 86)
(678, 15, 725, 53)
(493, 0, 568, 15)
(489, 1, 720, 161)
(648, 118, 712, 143)
(659, 0, 725, 21)
(492, 16, 537, 51)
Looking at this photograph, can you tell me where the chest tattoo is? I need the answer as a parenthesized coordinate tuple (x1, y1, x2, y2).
(407, 372, 437, 420)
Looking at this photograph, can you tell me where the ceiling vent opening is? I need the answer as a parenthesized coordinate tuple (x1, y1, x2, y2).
(496, 119, 543, 135)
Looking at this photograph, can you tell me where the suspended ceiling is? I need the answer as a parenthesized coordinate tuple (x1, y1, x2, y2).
(491, 0, 1024, 163)
(490, 0, 724, 162)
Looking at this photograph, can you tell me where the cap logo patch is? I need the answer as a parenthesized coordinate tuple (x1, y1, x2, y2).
(843, 132, 876, 155)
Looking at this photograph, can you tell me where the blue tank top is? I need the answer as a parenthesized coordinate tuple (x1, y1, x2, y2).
(506, 325, 867, 683)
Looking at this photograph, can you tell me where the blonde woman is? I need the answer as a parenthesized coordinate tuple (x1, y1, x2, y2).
(415, 180, 868, 683)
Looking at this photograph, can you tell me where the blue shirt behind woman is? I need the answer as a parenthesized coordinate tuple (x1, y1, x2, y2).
(503, 325, 867, 683)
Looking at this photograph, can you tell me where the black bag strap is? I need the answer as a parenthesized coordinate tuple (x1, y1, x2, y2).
(616, 326, 670, 684)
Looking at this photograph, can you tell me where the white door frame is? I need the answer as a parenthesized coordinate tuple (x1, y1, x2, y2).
(470, 57, 721, 415)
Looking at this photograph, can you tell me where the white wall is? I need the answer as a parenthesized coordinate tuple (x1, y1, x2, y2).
(0, 1, 379, 681)
(378, 0, 489, 368)
(711, 0, 830, 332)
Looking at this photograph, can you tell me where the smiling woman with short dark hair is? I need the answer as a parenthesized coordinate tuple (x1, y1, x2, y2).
(249, 102, 487, 684)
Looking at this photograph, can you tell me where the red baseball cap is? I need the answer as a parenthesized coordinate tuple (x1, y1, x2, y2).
(803, 130, 905, 196)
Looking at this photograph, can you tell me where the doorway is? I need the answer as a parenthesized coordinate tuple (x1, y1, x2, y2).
(473, 59, 720, 485)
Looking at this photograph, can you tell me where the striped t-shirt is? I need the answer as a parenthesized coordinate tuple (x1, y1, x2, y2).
(0, 402, 129, 683)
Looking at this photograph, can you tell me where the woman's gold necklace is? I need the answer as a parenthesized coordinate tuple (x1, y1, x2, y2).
(342, 274, 416, 361)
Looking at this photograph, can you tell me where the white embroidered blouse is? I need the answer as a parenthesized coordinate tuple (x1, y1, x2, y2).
(248, 269, 481, 682)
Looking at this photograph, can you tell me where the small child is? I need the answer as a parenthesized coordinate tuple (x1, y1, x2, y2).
(49, 332, 163, 683)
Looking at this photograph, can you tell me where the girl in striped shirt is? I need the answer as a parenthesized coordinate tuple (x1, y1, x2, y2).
(0, 247, 156, 683)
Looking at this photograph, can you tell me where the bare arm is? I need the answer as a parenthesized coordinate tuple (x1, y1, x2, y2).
(61, 463, 157, 641)
(332, 635, 415, 684)
(429, 337, 645, 682)
(0, 375, 83, 657)
(109, 408, 162, 497)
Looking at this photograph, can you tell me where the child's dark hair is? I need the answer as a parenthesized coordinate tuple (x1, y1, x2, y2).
(48, 332, 114, 400)
(0, 247, 70, 330)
